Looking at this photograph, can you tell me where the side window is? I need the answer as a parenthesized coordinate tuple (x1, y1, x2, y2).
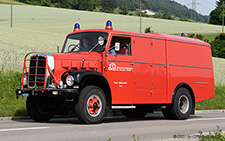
(109, 36, 132, 56)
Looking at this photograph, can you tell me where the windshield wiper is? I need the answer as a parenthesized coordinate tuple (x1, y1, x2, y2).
(89, 43, 99, 52)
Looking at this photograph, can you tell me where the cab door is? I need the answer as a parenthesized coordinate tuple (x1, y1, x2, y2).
(105, 35, 134, 104)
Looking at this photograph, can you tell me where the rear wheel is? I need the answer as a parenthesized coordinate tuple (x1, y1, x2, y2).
(75, 86, 106, 124)
(169, 88, 193, 119)
(26, 96, 56, 122)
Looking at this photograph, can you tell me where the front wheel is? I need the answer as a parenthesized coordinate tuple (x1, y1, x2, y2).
(26, 96, 56, 122)
(75, 86, 106, 124)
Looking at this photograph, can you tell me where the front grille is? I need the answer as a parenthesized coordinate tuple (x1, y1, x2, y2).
(28, 56, 46, 89)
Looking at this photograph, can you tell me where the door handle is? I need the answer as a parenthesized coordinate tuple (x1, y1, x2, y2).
(130, 63, 134, 66)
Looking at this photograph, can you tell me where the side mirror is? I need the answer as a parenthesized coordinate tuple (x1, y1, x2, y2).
(115, 42, 120, 51)
(98, 36, 106, 46)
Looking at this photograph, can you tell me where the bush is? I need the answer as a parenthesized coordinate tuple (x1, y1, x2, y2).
(145, 27, 154, 33)
(211, 33, 225, 58)
(199, 126, 225, 140)
(179, 17, 191, 22)
(187, 33, 204, 40)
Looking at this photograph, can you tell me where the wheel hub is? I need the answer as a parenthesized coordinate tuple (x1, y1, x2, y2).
(178, 95, 189, 114)
(93, 102, 98, 110)
(86, 95, 102, 117)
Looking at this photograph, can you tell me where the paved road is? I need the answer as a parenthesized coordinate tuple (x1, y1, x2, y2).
(0, 110, 225, 141)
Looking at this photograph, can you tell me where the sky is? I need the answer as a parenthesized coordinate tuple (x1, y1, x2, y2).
(173, 0, 218, 16)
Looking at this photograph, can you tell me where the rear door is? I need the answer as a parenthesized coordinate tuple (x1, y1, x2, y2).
(133, 36, 167, 104)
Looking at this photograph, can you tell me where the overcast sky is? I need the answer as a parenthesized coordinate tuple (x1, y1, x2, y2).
(173, 0, 218, 16)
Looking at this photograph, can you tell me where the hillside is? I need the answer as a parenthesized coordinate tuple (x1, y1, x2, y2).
(0, 4, 224, 84)
(0, 0, 27, 5)
(14, 0, 209, 23)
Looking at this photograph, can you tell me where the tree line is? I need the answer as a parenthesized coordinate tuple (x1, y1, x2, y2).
(15, 0, 209, 23)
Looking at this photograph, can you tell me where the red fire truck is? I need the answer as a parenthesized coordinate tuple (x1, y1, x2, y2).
(16, 21, 214, 124)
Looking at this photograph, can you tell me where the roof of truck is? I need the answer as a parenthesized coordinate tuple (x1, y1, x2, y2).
(69, 29, 210, 47)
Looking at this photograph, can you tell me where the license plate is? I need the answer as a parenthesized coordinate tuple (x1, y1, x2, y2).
(22, 93, 29, 97)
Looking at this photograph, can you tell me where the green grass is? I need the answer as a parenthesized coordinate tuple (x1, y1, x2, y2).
(203, 34, 219, 43)
(196, 85, 225, 110)
(0, 0, 27, 5)
(0, 2, 8, 4)
(0, 69, 27, 116)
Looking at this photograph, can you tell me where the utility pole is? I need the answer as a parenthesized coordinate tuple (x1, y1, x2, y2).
(188, 0, 200, 21)
(10, 0, 12, 27)
(222, 1, 224, 33)
(192, 0, 196, 18)
(140, 0, 142, 33)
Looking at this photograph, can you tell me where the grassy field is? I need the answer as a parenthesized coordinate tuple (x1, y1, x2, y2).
(213, 57, 225, 85)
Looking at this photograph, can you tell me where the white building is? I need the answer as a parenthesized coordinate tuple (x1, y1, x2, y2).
(141, 9, 155, 15)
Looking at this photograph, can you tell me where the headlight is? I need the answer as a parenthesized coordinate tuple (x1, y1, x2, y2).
(23, 73, 28, 86)
(66, 75, 74, 86)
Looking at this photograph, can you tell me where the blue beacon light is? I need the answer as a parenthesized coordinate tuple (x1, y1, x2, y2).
(74, 23, 80, 32)
(181, 33, 185, 37)
(105, 20, 113, 30)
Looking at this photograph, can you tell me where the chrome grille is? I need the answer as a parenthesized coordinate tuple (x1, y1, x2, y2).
(28, 56, 46, 89)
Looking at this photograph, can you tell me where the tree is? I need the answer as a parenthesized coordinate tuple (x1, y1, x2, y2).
(101, 0, 114, 13)
(162, 12, 172, 20)
(211, 33, 225, 58)
(209, 0, 225, 25)
(209, 7, 223, 25)
(216, 0, 225, 8)
(119, 6, 128, 15)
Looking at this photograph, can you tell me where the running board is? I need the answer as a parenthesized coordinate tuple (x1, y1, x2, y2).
(111, 105, 136, 109)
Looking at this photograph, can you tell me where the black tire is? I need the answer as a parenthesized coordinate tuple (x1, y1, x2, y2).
(26, 96, 56, 122)
(75, 86, 106, 124)
(170, 88, 193, 120)
(122, 108, 147, 118)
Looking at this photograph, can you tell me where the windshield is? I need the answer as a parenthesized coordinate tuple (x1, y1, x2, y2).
(62, 32, 108, 53)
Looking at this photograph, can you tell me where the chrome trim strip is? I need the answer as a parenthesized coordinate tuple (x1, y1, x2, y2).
(169, 64, 213, 70)
(194, 82, 209, 85)
(108, 60, 166, 66)
(112, 106, 136, 109)
(108, 60, 133, 63)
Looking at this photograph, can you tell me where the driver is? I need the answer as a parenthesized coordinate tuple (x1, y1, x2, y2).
(80, 36, 92, 51)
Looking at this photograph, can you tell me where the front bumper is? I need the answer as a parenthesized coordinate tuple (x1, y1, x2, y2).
(16, 88, 79, 98)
